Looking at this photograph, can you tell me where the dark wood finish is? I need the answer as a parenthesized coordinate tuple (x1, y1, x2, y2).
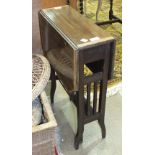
(32, 0, 78, 54)
(39, 6, 115, 92)
(50, 65, 56, 103)
(84, 72, 103, 84)
(86, 83, 91, 116)
(74, 52, 85, 149)
(39, 5, 116, 149)
(39, 6, 113, 49)
(93, 82, 97, 114)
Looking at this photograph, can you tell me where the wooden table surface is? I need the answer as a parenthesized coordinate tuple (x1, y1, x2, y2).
(32, 0, 77, 54)
(41, 5, 114, 50)
(39, 5, 115, 91)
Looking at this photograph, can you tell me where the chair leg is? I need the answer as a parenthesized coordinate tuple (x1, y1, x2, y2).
(50, 65, 56, 104)
(96, 0, 103, 21)
(109, 0, 114, 20)
(79, 0, 84, 14)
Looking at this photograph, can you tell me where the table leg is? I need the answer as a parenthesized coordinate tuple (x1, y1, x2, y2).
(74, 91, 84, 149)
(74, 53, 85, 149)
(98, 80, 108, 138)
(98, 46, 110, 138)
(50, 65, 56, 104)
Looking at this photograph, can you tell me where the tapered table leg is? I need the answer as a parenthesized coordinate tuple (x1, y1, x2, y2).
(50, 65, 56, 104)
(98, 46, 110, 138)
(98, 80, 108, 138)
(74, 91, 84, 149)
(74, 52, 85, 149)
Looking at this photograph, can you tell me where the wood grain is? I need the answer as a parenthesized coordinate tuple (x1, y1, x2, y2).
(32, 0, 78, 54)
(39, 5, 115, 91)
(41, 6, 113, 50)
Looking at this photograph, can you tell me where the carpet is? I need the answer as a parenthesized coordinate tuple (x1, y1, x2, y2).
(83, 0, 122, 88)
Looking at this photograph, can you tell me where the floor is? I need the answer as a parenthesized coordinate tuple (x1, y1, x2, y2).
(45, 81, 122, 155)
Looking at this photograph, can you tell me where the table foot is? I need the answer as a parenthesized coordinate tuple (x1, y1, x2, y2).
(74, 90, 84, 149)
(74, 134, 83, 149)
(98, 118, 106, 138)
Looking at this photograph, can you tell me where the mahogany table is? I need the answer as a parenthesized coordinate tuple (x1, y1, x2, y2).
(39, 5, 116, 149)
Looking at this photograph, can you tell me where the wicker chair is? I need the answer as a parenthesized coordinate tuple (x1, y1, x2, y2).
(32, 54, 51, 101)
(32, 54, 57, 155)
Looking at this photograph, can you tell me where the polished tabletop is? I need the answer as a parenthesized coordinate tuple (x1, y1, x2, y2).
(40, 5, 114, 50)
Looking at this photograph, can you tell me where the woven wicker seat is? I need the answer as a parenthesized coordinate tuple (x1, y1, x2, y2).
(32, 54, 51, 101)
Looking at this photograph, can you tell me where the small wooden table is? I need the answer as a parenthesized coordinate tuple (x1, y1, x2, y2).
(39, 5, 116, 149)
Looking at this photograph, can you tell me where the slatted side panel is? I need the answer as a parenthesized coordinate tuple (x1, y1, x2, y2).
(93, 82, 97, 114)
(82, 44, 110, 122)
(84, 72, 105, 122)
(99, 80, 103, 112)
(86, 83, 91, 116)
